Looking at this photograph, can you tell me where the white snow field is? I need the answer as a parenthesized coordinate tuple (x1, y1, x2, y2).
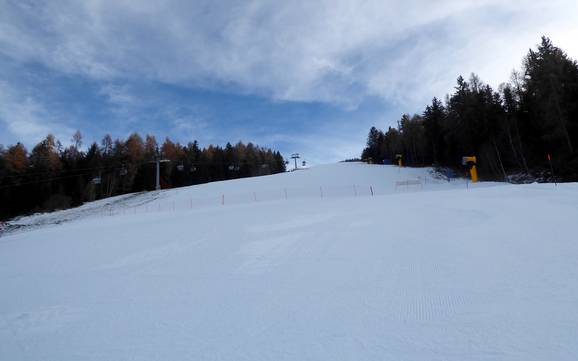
(1, 163, 578, 360)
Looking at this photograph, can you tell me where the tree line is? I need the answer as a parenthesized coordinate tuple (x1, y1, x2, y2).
(0, 132, 286, 220)
(362, 37, 578, 181)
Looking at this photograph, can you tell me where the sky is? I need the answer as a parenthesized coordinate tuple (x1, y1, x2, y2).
(0, 0, 577, 164)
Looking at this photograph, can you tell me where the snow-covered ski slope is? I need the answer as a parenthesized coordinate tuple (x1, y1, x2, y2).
(2, 163, 578, 361)
(6, 163, 475, 232)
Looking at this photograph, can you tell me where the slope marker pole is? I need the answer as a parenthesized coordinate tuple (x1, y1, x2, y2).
(547, 153, 557, 186)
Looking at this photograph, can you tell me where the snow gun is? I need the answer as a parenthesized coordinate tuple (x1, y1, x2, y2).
(395, 154, 403, 167)
(462, 156, 478, 183)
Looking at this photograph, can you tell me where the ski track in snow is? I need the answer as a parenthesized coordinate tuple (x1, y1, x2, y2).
(1, 163, 578, 360)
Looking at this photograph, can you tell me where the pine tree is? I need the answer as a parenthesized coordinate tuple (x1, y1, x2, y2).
(423, 97, 446, 165)
(523, 37, 578, 156)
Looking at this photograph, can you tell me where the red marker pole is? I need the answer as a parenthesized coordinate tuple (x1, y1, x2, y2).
(547, 153, 557, 186)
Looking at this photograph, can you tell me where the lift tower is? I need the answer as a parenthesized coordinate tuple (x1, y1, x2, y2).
(291, 153, 300, 171)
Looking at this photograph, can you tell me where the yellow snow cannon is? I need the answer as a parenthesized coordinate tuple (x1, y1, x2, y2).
(395, 154, 403, 167)
(462, 156, 479, 183)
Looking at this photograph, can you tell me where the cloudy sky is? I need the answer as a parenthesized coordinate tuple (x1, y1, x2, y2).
(0, 0, 577, 163)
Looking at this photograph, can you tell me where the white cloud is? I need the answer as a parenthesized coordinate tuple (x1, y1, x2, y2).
(1, 0, 576, 110)
(0, 82, 75, 147)
(99, 84, 137, 106)
(167, 108, 212, 143)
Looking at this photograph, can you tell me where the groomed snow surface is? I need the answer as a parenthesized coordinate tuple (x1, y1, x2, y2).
(1, 163, 577, 360)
